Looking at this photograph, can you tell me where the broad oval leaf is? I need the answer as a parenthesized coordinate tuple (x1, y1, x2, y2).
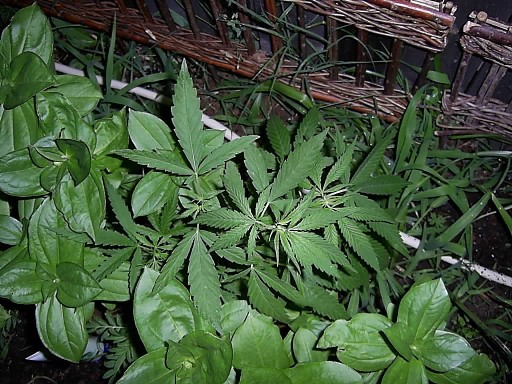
(35, 294, 88, 362)
(232, 311, 290, 369)
(55, 138, 92, 185)
(425, 353, 496, 384)
(381, 357, 428, 384)
(397, 279, 451, 340)
(240, 367, 292, 384)
(117, 348, 173, 384)
(56, 262, 103, 307)
(293, 327, 330, 363)
(0, 261, 43, 304)
(0, 101, 39, 157)
(132, 171, 178, 218)
(220, 300, 250, 334)
(49, 75, 102, 116)
(0, 148, 46, 197)
(134, 267, 200, 351)
(285, 361, 363, 384)
(0, 215, 23, 245)
(94, 109, 129, 157)
(128, 110, 174, 150)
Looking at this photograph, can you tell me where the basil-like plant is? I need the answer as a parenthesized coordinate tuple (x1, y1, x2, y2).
(0, 4, 496, 383)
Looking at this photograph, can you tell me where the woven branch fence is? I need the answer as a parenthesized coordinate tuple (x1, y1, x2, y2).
(2, 0, 511, 136)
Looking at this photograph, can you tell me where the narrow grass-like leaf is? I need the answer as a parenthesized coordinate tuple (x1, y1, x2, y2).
(198, 135, 258, 175)
(224, 162, 252, 217)
(354, 174, 409, 195)
(338, 218, 380, 270)
(269, 132, 326, 201)
(267, 116, 291, 161)
(491, 193, 512, 234)
(247, 270, 289, 324)
(188, 230, 222, 328)
(171, 61, 204, 172)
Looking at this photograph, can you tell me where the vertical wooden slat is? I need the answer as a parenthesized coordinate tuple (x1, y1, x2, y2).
(449, 51, 472, 104)
(383, 38, 403, 95)
(475, 64, 508, 105)
(209, 0, 231, 47)
(264, 0, 282, 53)
(237, 0, 256, 55)
(327, 17, 339, 80)
(297, 4, 307, 60)
(135, 0, 154, 24)
(155, 0, 177, 32)
(412, 52, 434, 92)
(183, 0, 201, 39)
(355, 29, 369, 87)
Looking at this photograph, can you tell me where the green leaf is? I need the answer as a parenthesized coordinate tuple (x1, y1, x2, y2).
(267, 116, 291, 160)
(117, 348, 173, 384)
(337, 218, 380, 270)
(131, 171, 178, 217)
(244, 145, 270, 192)
(212, 223, 252, 250)
(188, 230, 222, 328)
(232, 311, 290, 369)
(397, 279, 451, 340)
(382, 321, 414, 361)
(0, 261, 43, 304)
(0, 147, 46, 197)
(28, 198, 84, 269)
(354, 174, 409, 195)
(198, 135, 258, 175)
(167, 331, 233, 384)
(128, 110, 175, 150)
(248, 270, 290, 324)
(36, 294, 88, 362)
(104, 180, 139, 239)
(269, 132, 326, 201)
(0, 3, 53, 65)
(55, 138, 91, 185)
(382, 357, 428, 384)
(0, 101, 39, 157)
(49, 75, 102, 116)
(195, 208, 254, 229)
(94, 109, 129, 161)
(172, 61, 204, 172)
(294, 108, 320, 144)
(324, 143, 355, 187)
(318, 314, 395, 371)
(114, 148, 193, 176)
(296, 274, 348, 320)
(426, 353, 496, 384)
(224, 161, 252, 217)
(293, 327, 330, 363)
(240, 367, 291, 384)
(285, 361, 363, 384)
(219, 300, 250, 334)
(0, 215, 22, 245)
(350, 133, 393, 185)
(4, 52, 55, 109)
(134, 267, 200, 351)
(412, 331, 476, 372)
(54, 169, 105, 240)
(55, 262, 103, 307)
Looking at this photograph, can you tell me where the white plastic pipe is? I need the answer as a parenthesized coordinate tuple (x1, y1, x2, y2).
(54, 62, 512, 289)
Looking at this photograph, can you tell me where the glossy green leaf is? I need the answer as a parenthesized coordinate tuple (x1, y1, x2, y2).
(413, 331, 476, 372)
(293, 327, 330, 363)
(0, 261, 42, 304)
(128, 110, 175, 150)
(318, 314, 395, 371)
(0, 101, 39, 157)
(0, 3, 53, 65)
(166, 331, 233, 384)
(94, 109, 129, 158)
(0, 147, 46, 197)
(172, 61, 204, 172)
(219, 300, 250, 334)
(426, 353, 496, 384)
(4, 52, 55, 109)
(55, 139, 91, 185)
(54, 169, 105, 240)
(0, 215, 22, 245)
(354, 175, 409, 195)
(117, 348, 174, 384)
(240, 367, 292, 384)
(131, 171, 178, 217)
(49, 75, 102, 116)
(381, 357, 428, 384)
(134, 267, 200, 351)
(36, 294, 88, 362)
(285, 361, 363, 384)
(382, 321, 414, 361)
(28, 198, 84, 269)
(232, 311, 290, 369)
(397, 279, 451, 340)
(55, 262, 103, 307)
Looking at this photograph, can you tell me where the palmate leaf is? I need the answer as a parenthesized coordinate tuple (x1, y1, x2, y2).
(188, 230, 222, 327)
(324, 142, 355, 187)
(292, 208, 342, 231)
(350, 133, 393, 185)
(338, 218, 380, 271)
(244, 145, 270, 192)
(255, 268, 305, 306)
(294, 107, 320, 145)
(267, 115, 291, 160)
(172, 61, 204, 172)
(247, 270, 289, 324)
(114, 149, 193, 176)
(223, 161, 252, 217)
(343, 206, 393, 223)
(92, 246, 135, 281)
(104, 180, 138, 239)
(269, 132, 326, 202)
(195, 208, 254, 229)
